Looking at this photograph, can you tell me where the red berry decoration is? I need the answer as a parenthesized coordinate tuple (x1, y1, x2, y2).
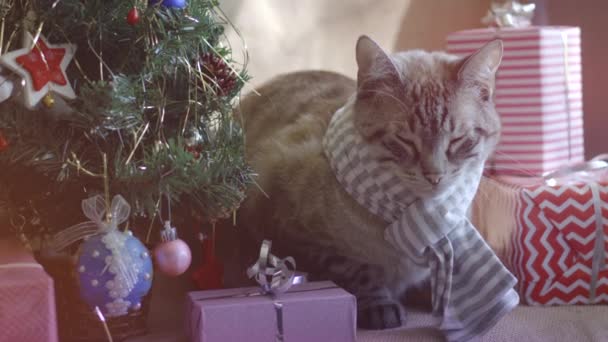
(127, 7, 140, 26)
(186, 145, 202, 159)
(199, 52, 238, 96)
(184, 126, 204, 159)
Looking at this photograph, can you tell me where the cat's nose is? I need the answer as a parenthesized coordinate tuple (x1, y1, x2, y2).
(423, 173, 442, 186)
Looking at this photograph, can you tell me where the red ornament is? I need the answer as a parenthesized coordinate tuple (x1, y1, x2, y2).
(0, 35, 76, 109)
(185, 126, 204, 159)
(153, 222, 192, 276)
(15, 39, 68, 91)
(192, 230, 224, 290)
(0, 132, 8, 151)
(186, 145, 203, 159)
(127, 7, 140, 26)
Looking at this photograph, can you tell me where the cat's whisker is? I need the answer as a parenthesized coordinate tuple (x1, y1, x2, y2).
(487, 151, 540, 178)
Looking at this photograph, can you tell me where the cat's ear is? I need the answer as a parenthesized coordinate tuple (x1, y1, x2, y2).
(457, 39, 503, 95)
(355, 35, 402, 98)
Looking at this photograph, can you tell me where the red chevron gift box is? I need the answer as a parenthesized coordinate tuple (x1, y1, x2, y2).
(447, 25, 584, 176)
(472, 158, 608, 305)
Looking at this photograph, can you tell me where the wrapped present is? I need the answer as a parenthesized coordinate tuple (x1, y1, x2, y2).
(472, 157, 608, 305)
(446, 1, 584, 176)
(185, 240, 357, 342)
(186, 281, 356, 342)
(0, 237, 58, 342)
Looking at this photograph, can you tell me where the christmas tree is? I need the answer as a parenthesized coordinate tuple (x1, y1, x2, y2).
(0, 0, 254, 245)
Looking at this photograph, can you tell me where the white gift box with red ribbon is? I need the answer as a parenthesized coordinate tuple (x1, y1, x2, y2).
(447, 26, 584, 176)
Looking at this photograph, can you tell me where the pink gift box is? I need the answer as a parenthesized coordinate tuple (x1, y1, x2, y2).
(0, 238, 58, 342)
(447, 26, 584, 176)
(186, 281, 356, 342)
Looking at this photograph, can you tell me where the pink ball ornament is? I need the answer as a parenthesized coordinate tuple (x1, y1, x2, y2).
(153, 221, 192, 276)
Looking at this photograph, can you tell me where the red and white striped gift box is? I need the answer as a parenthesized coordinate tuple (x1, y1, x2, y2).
(472, 172, 608, 306)
(447, 27, 584, 176)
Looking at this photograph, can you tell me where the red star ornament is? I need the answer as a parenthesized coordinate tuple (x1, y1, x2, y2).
(0, 34, 76, 109)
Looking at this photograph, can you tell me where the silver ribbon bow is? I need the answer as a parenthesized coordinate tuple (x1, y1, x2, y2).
(543, 155, 608, 302)
(247, 240, 296, 295)
(482, 0, 536, 28)
(246, 240, 297, 342)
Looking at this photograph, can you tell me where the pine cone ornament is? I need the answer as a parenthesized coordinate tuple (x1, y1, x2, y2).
(200, 52, 237, 96)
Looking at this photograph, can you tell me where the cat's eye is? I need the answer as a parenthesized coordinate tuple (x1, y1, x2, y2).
(383, 141, 406, 159)
(449, 136, 466, 146)
(383, 139, 415, 161)
(459, 139, 476, 153)
(448, 136, 478, 159)
(394, 135, 417, 152)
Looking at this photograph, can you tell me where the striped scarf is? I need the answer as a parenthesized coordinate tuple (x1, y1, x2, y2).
(323, 102, 519, 341)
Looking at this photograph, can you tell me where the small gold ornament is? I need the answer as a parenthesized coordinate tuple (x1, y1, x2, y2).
(43, 93, 55, 108)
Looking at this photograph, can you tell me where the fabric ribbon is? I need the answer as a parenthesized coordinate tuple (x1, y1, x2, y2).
(48, 194, 138, 294)
(542, 155, 608, 302)
(246, 240, 296, 342)
(49, 195, 131, 251)
(0, 262, 42, 269)
(560, 30, 574, 161)
(193, 284, 338, 303)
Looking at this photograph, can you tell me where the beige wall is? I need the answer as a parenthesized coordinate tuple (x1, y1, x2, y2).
(222, 0, 493, 86)
(223, 0, 604, 158)
(394, 0, 491, 51)
(222, 0, 411, 86)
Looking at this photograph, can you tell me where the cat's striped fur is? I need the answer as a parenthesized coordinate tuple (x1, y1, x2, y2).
(236, 37, 503, 329)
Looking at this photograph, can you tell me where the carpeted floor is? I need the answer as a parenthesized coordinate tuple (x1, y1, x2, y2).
(130, 305, 608, 342)
(358, 306, 608, 341)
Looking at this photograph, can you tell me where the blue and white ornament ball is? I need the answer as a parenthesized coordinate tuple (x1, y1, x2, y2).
(149, 0, 187, 9)
(77, 230, 153, 317)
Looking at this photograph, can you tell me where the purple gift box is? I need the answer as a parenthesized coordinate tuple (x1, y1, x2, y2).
(186, 281, 357, 342)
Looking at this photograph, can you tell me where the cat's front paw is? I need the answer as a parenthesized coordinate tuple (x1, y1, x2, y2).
(357, 303, 403, 330)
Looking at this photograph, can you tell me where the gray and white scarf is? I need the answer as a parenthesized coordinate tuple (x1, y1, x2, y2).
(323, 102, 519, 341)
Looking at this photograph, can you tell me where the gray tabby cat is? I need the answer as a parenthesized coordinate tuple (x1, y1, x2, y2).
(236, 36, 503, 330)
